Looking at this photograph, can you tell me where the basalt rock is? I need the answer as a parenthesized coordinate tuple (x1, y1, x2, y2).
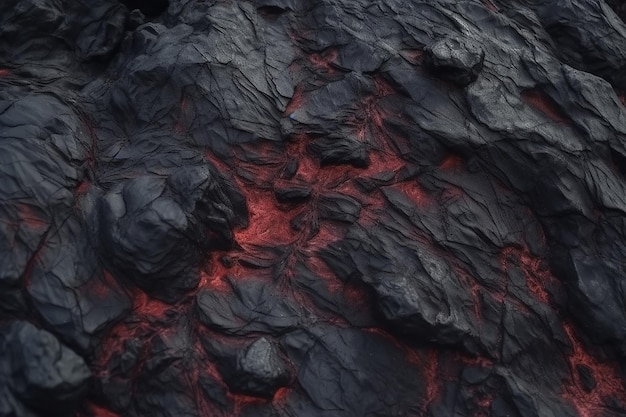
(0, 321, 91, 416)
(423, 37, 485, 86)
(98, 165, 247, 302)
(218, 338, 291, 398)
(1, 0, 626, 417)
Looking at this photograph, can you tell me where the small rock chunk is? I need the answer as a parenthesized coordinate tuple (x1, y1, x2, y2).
(221, 338, 290, 398)
(424, 37, 485, 86)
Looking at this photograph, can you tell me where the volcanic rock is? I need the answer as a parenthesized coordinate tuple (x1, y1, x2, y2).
(99, 166, 247, 302)
(0, 321, 91, 416)
(308, 136, 370, 168)
(424, 37, 485, 86)
(273, 183, 312, 204)
(196, 277, 303, 335)
(1, 0, 626, 417)
(219, 338, 291, 398)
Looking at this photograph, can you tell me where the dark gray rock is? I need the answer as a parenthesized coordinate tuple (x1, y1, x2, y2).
(281, 325, 426, 417)
(274, 183, 312, 203)
(99, 166, 246, 302)
(308, 136, 370, 168)
(196, 277, 304, 335)
(0, 321, 91, 416)
(220, 338, 290, 398)
(1, 0, 626, 416)
(424, 37, 485, 86)
(321, 221, 481, 353)
(318, 193, 362, 223)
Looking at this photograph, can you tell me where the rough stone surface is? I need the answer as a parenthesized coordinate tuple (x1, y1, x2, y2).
(0, 1, 626, 417)
(219, 338, 291, 398)
(0, 321, 91, 416)
(424, 37, 485, 86)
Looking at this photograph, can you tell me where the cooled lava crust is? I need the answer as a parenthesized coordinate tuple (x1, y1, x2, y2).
(1, 1, 626, 417)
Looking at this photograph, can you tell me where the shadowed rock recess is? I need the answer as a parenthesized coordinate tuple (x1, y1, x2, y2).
(2, 0, 626, 416)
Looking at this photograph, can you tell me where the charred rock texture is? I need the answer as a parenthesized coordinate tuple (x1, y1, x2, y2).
(98, 166, 247, 301)
(1, 0, 626, 417)
(0, 321, 91, 416)
(423, 37, 485, 86)
(217, 337, 291, 398)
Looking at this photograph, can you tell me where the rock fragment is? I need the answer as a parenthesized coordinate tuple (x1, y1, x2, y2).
(423, 37, 484, 86)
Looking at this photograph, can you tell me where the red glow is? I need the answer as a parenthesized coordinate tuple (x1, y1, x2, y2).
(476, 393, 492, 408)
(439, 154, 463, 170)
(341, 282, 370, 304)
(285, 84, 305, 115)
(0, 68, 9, 76)
(175, 96, 188, 133)
(482, 0, 499, 12)
(234, 187, 300, 247)
(84, 402, 121, 417)
(363, 327, 434, 370)
(87, 58, 621, 417)
(17, 203, 48, 229)
(205, 149, 235, 172)
(273, 387, 290, 404)
(199, 255, 235, 292)
(441, 184, 464, 202)
(289, 137, 318, 183)
(198, 268, 231, 292)
(188, 356, 231, 417)
(306, 255, 342, 293)
(230, 392, 266, 409)
(391, 180, 432, 208)
(94, 323, 136, 377)
(501, 246, 553, 304)
(83, 271, 117, 299)
(75, 179, 90, 195)
(309, 49, 339, 73)
(21, 229, 49, 288)
(208, 143, 306, 247)
(350, 76, 403, 148)
(453, 265, 483, 321)
(561, 322, 626, 417)
(373, 75, 396, 98)
(366, 146, 406, 174)
(198, 251, 272, 292)
(303, 224, 346, 278)
(422, 349, 441, 413)
(401, 49, 424, 65)
(499, 245, 626, 415)
(457, 354, 493, 369)
(306, 222, 346, 250)
(132, 290, 172, 317)
(521, 89, 569, 124)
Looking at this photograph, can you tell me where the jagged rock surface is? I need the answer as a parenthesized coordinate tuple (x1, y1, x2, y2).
(0, 0, 626, 417)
